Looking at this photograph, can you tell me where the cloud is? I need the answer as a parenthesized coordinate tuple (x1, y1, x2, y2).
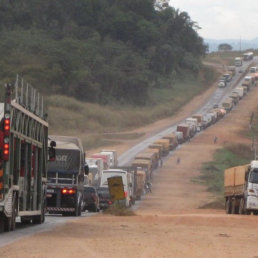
(169, 0, 258, 40)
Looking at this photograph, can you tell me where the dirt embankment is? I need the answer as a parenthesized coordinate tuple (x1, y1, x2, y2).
(2, 84, 258, 257)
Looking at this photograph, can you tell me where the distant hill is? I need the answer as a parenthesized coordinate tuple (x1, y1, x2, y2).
(205, 38, 258, 52)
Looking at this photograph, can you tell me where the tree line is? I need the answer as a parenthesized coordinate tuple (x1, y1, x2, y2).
(0, 0, 207, 105)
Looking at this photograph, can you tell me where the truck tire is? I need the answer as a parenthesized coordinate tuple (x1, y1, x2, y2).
(238, 199, 245, 215)
(0, 216, 5, 233)
(32, 204, 45, 224)
(225, 199, 232, 214)
(4, 194, 17, 232)
(10, 194, 17, 231)
(231, 199, 238, 214)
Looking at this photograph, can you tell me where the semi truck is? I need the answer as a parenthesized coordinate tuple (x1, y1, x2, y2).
(176, 124, 190, 142)
(222, 98, 233, 112)
(153, 139, 170, 156)
(224, 161, 258, 214)
(162, 133, 178, 150)
(234, 57, 243, 66)
(46, 135, 88, 216)
(0, 78, 55, 232)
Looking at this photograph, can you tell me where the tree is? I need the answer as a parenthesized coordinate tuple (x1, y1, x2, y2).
(218, 43, 233, 52)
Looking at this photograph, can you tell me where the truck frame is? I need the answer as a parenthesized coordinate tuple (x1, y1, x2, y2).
(0, 76, 52, 232)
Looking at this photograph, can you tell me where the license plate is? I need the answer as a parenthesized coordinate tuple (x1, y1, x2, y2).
(47, 189, 55, 193)
(46, 194, 52, 198)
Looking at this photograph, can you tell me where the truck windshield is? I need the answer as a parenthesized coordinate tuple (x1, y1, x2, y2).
(249, 169, 258, 183)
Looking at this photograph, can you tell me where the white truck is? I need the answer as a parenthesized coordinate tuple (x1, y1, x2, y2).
(101, 150, 118, 168)
(233, 87, 245, 99)
(234, 57, 243, 67)
(225, 161, 258, 214)
(185, 117, 198, 133)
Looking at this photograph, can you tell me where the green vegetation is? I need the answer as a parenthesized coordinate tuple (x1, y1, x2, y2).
(47, 69, 216, 148)
(0, 0, 206, 106)
(195, 144, 252, 201)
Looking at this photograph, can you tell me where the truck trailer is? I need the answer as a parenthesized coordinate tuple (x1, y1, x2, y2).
(224, 161, 258, 214)
(0, 78, 55, 232)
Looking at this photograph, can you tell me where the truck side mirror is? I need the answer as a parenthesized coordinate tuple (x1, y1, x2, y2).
(50, 141, 56, 148)
(84, 163, 89, 175)
(48, 147, 56, 161)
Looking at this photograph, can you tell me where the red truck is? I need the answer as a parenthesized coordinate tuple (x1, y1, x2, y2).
(176, 124, 190, 142)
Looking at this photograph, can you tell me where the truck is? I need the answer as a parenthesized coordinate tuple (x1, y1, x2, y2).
(135, 152, 157, 170)
(224, 161, 258, 214)
(185, 117, 198, 134)
(135, 170, 146, 200)
(46, 135, 88, 216)
(153, 139, 170, 156)
(175, 131, 183, 144)
(0, 78, 55, 232)
(249, 66, 257, 73)
(243, 52, 253, 61)
(229, 92, 240, 105)
(234, 57, 243, 66)
(148, 144, 163, 161)
(101, 150, 118, 168)
(145, 148, 161, 167)
(132, 159, 152, 181)
(233, 87, 245, 99)
(242, 76, 252, 91)
(176, 124, 190, 142)
(222, 98, 233, 112)
(162, 133, 178, 150)
(192, 114, 205, 130)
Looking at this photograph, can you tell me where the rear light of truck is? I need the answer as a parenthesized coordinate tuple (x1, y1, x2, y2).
(124, 191, 128, 198)
(61, 188, 76, 195)
(3, 140, 9, 160)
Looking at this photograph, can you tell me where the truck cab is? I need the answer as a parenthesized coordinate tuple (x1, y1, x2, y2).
(246, 161, 258, 213)
(46, 136, 86, 216)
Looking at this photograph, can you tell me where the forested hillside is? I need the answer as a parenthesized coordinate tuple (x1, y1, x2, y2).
(0, 0, 206, 105)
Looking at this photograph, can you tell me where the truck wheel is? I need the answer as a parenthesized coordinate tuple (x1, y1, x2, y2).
(4, 194, 17, 232)
(10, 194, 17, 231)
(231, 199, 238, 214)
(32, 205, 45, 224)
(225, 199, 232, 214)
(0, 217, 4, 233)
(238, 199, 245, 215)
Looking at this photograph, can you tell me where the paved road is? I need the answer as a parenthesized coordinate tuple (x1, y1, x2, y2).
(118, 59, 254, 166)
(0, 58, 254, 246)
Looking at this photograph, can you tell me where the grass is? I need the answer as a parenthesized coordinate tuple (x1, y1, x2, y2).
(46, 66, 218, 149)
(194, 144, 252, 204)
(204, 50, 258, 66)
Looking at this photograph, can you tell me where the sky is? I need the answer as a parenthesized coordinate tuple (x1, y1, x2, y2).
(170, 0, 258, 40)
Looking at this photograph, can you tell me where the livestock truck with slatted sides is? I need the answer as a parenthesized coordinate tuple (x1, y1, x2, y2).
(0, 77, 56, 232)
(224, 161, 258, 215)
(46, 136, 88, 216)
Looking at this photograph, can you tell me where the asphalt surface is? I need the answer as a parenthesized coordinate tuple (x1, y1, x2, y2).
(118, 59, 254, 166)
(0, 58, 255, 247)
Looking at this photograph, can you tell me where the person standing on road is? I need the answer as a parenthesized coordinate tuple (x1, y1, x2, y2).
(214, 136, 218, 144)
(177, 157, 180, 165)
